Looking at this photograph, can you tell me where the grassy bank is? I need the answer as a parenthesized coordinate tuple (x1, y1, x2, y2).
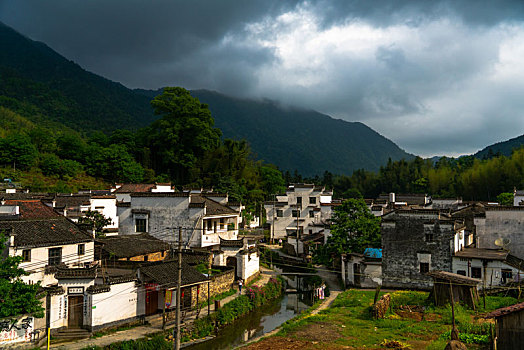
(245, 289, 517, 349)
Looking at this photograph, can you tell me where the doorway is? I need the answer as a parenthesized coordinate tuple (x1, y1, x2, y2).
(68, 295, 84, 328)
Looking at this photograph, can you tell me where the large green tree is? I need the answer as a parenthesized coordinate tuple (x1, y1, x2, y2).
(147, 87, 221, 184)
(324, 198, 381, 258)
(0, 234, 44, 318)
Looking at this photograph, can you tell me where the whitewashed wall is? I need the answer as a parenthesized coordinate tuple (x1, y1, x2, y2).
(90, 281, 139, 327)
(12, 242, 94, 286)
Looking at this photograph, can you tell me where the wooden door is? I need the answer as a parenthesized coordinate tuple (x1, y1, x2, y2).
(146, 290, 158, 315)
(353, 263, 360, 286)
(68, 295, 84, 328)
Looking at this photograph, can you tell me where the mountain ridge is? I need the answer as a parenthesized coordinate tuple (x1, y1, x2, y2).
(2, 21, 413, 175)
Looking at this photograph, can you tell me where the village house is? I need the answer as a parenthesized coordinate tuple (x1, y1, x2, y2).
(0, 200, 95, 286)
(117, 191, 240, 247)
(341, 248, 382, 288)
(264, 184, 333, 255)
(381, 209, 466, 290)
(452, 247, 524, 286)
(42, 193, 118, 233)
(96, 233, 170, 263)
(474, 206, 524, 259)
(137, 260, 208, 316)
(116, 188, 258, 282)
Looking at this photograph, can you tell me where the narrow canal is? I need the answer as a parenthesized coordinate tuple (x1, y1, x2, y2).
(184, 293, 308, 350)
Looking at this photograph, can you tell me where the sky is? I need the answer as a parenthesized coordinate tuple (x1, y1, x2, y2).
(1, 0, 524, 157)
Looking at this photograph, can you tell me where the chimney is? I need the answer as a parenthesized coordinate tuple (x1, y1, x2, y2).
(389, 192, 395, 203)
(9, 230, 15, 247)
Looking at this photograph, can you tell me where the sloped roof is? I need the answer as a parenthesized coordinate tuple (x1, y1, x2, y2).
(114, 184, 156, 193)
(0, 217, 93, 248)
(55, 265, 97, 279)
(454, 247, 508, 260)
(427, 270, 481, 286)
(47, 195, 91, 208)
(192, 195, 237, 216)
(139, 260, 207, 288)
(98, 234, 169, 258)
(4, 200, 59, 219)
(485, 301, 524, 318)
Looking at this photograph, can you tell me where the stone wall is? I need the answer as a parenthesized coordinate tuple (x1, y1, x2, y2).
(382, 217, 454, 290)
(191, 266, 235, 305)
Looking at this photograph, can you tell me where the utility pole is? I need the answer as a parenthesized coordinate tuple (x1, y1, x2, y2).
(296, 202, 300, 257)
(174, 227, 182, 350)
(271, 194, 275, 245)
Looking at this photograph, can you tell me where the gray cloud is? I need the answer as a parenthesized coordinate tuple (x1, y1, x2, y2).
(1, 0, 524, 157)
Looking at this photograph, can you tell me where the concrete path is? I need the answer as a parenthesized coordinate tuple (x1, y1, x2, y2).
(51, 267, 275, 350)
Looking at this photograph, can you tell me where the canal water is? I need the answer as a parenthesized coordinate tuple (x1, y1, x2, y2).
(186, 263, 323, 349)
(185, 294, 308, 350)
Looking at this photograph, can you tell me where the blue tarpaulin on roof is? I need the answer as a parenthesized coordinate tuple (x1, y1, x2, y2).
(363, 248, 382, 259)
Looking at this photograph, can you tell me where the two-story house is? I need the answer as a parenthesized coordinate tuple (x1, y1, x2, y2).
(264, 184, 333, 255)
(381, 209, 466, 290)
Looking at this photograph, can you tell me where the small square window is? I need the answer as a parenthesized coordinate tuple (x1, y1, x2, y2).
(135, 218, 147, 232)
(309, 197, 316, 205)
(425, 233, 434, 242)
(296, 197, 302, 205)
(276, 210, 283, 217)
(78, 244, 85, 256)
(144, 255, 149, 262)
(48, 247, 62, 266)
(471, 267, 482, 279)
(309, 211, 314, 218)
(22, 249, 31, 262)
(420, 262, 429, 274)
(292, 210, 299, 218)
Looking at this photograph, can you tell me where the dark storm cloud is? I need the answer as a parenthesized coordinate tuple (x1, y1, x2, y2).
(1, 0, 524, 157)
(0, 0, 295, 87)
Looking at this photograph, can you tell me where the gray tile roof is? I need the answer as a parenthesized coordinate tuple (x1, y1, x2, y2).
(97, 234, 169, 259)
(139, 260, 208, 288)
(0, 217, 93, 248)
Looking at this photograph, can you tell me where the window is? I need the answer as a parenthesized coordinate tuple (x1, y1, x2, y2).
(292, 210, 299, 217)
(456, 270, 466, 276)
(135, 218, 147, 232)
(276, 210, 283, 217)
(309, 197, 316, 205)
(425, 233, 434, 242)
(143, 255, 148, 262)
(214, 221, 217, 233)
(471, 267, 482, 279)
(220, 218, 225, 229)
(48, 247, 62, 266)
(296, 197, 302, 205)
(22, 249, 31, 262)
(309, 229, 313, 235)
(419, 262, 430, 274)
(309, 211, 315, 218)
(78, 244, 85, 256)
(502, 269, 512, 283)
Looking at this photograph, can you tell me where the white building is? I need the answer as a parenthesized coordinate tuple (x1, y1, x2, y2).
(117, 192, 240, 248)
(452, 247, 524, 287)
(0, 201, 95, 286)
(264, 184, 333, 246)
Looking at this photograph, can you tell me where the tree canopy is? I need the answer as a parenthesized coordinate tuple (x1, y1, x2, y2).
(317, 199, 381, 265)
(0, 234, 44, 318)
